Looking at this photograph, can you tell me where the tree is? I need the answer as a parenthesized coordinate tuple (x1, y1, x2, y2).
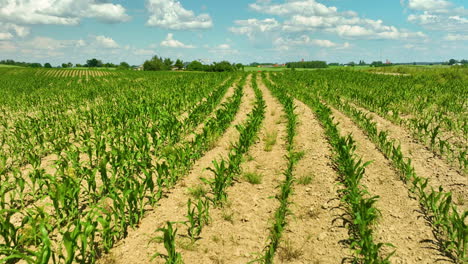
(286, 61, 327, 68)
(211, 61, 235, 72)
(186, 60, 205, 71)
(235, 63, 244, 71)
(61, 62, 73, 68)
(118, 62, 130, 70)
(448, 59, 458, 65)
(44, 63, 52, 68)
(86, 58, 103, 68)
(163, 58, 173, 69)
(174, 59, 184, 69)
(143, 56, 166, 71)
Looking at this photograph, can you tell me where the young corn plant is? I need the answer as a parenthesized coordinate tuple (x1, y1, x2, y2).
(152, 222, 183, 264)
(327, 96, 467, 262)
(184, 198, 211, 241)
(259, 74, 299, 263)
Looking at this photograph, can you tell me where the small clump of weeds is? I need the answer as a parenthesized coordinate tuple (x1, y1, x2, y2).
(264, 130, 278, 151)
(297, 175, 313, 185)
(244, 172, 263, 184)
(222, 210, 234, 223)
(278, 240, 303, 262)
(188, 185, 207, 199)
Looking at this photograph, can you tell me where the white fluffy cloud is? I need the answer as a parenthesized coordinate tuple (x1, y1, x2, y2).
(160, 33, 195, 48)
(21, 37, 85, 51)
(406, 0, 453, 12)
(274, 35, 350, 50)
(231, 0, 425, 40)
(444, 33, 468, 41)
(146, 0, 213, 30)
(94, 35, 119, 48)
(250, 0, 341, 17)
(0, 0, 130, 25)
(404, 0, 468, 32)
(229, 18, 280, 39)
(0, 22, 30, 40)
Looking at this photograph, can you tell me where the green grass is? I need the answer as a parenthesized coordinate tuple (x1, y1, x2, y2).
(264, 130, 278, 152)
(0, 64, 22, 68)
(297, 175, 313, 185)
(243, 172, 263, 184)
(244, 66, 288, 72)
(187, 185, 207, 199)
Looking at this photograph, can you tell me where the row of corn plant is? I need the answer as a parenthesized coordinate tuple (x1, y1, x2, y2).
(270, 73, 393, 263)
(153, 75, 265, 263)
(257, 74, 299, 263)
(323, 95, 467, 263)
(271, 70, 467, 171)
(202, 74, 266, 206)
(58, 75, 246, 263)
(0, 72, 243, 263)
(1, 73, 235, 214)
(0, 71, 228, 178)
(0, 72, 231, 214)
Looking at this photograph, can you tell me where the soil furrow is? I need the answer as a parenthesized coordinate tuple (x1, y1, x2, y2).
(180, 75, 288, 263)
(329, 106, 451, 264)
(273, 99, 350, 264)
(98, 74, 257, 264)
(346, 101, 467, 210)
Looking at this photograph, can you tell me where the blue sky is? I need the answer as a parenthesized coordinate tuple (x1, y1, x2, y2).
(0, 0, 467, 65)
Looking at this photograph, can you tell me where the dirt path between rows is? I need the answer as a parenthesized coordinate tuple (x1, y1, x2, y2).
(180, 75, 288, 263)
(346, 102, 467, 211)
(273, 99, 350, 263)
(330, 106, 451, 264)
(98, 74, 256, 264)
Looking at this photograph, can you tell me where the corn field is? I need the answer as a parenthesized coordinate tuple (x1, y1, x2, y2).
(0, 67, 466, 264)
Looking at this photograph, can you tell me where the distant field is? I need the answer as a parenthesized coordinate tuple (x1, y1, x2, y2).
(0, 64, 22, 68)
(244, 66, 326, 71)
(244, 66, 288, 71)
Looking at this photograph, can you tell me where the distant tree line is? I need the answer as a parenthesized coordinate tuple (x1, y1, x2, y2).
(249, 62, 275, 67)
(0, 58, 133, 69)
(0, 59, 42, 68)
(445, 59, 468, 65)
(143, 55, 243, 72)
(286, 61, 328, 69)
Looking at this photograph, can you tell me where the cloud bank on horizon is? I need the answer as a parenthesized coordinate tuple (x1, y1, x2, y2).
(0, 0, 466, 65)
